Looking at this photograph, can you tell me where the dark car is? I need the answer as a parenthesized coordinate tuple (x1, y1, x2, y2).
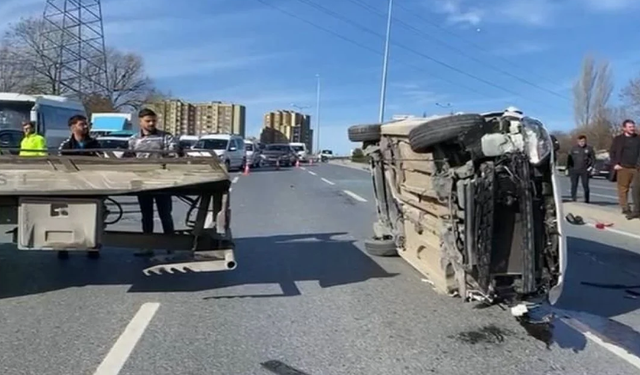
(591, 158, 613, 180)
(0, 129, 24, 155)
(261, 143, 297, 167)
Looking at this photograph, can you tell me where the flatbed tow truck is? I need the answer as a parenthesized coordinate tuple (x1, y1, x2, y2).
(0, 148, 236, 275)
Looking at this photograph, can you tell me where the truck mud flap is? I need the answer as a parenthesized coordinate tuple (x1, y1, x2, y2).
(143, 249, 236, 275)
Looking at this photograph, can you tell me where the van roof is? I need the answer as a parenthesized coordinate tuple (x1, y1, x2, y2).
(199, 134, 236, 140)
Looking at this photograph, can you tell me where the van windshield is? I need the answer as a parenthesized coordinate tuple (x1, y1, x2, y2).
(194, 139, 228, 150)
(245, 143, 254, 151)
(291, 145, 304, 152)
(0, 101, 32, 130)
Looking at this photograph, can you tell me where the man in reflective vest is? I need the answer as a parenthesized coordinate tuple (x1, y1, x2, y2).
(19, 121, 47, 156)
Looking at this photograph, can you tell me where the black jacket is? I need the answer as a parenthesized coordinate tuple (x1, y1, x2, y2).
(58, 136, 101, 156)
(567, 144, 595, 172)
(609, 133, 640, 168)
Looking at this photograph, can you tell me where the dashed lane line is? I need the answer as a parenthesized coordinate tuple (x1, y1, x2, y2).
(343, 190, 367, 202)
(300, 167, 306, 170)
(232, 176, 239, 183)
(93, 302, 160, 375)
(308, 171, 317, 176)
(321, 177, 334, 185)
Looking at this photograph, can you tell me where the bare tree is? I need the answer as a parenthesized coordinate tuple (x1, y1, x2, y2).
(2, 17, 69, 95)
(572, 55, 615, 150)
(0, 44, 27, 91)
(621, 74, 640, 117)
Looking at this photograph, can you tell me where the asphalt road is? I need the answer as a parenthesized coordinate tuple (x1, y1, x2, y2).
(0, 163, 639, 374)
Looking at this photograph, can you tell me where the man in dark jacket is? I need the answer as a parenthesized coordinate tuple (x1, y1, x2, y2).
(609, 119, 639, 214)
(567, 134, 595, 203)
(58, 114, 101, 155)
(57, 114, 103, 259)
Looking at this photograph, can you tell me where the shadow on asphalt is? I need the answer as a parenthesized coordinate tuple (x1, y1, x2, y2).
(0, 232, 398, 300)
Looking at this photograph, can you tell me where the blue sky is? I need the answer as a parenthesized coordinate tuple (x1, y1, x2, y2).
(2, 0, 639, 154)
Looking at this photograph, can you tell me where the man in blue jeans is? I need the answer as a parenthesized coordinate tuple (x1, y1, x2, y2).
(127, 108, 180, 256)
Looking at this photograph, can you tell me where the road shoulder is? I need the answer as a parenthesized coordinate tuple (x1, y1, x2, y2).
(328, 159, 369, 172)
(563, 201, 640, 237)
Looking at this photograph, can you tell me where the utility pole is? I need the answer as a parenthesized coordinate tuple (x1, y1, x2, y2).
(377, 0, 393, 124)
(315, 73, 321, 153)
(41, 0, 108, 97)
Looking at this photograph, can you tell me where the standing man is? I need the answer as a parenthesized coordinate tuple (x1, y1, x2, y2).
(128, 108, 179, 256)
(609, 119, 639, 214)
(58, 114, 102, 259)
(19, 121, 47, 156)
(567, 134, 594, 203)
(58, 115, 101, 155)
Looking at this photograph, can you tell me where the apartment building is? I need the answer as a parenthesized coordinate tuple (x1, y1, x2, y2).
(149, 99, 246, 137)
(260, 110, 313, 152)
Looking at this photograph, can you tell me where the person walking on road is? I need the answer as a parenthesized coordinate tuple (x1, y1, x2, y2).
(127, 108, 179, 256)
(567, 134, 594, 203)
(609, 119, 639, 214)
(19, 121, 47, 156)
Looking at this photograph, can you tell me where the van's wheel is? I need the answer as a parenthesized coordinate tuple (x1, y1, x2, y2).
(408, 114, 485, 153)
(348, 124, 381, 142)
(364, 238, 398, 257)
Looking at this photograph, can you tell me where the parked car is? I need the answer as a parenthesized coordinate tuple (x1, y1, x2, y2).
(189, 134, 246, 171)
(347, 108, 565, 307)
(591, 158, 613, 179)
(290, 142, 310, 162)
(260, 143, 298, 167)
(244, 139, 262, 168)
(96, 136, 130, 158)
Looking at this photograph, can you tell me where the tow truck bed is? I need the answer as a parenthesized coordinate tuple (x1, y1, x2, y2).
(0, 152, 236, 275)
(0, 154, 229, 196)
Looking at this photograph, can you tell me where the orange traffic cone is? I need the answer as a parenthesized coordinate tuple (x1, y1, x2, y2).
(295, 159, 300, 168)
(243, 163, 250, 175)
(275, 159, 280, 170)
(309, 158, 313, 166)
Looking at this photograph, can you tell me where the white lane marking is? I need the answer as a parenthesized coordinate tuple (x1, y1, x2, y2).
(585, 223, 640, 240)
(308, 171, 317, 176)
(321, 177, 334, 185)
(583, 331, 640, 370)
(232, 176, 239, 183)
(93, 302, 160, 375)
(300, 167, 306, 170)
(343, 190, 367, 202)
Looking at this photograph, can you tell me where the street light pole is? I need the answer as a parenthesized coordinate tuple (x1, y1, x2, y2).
(377, 0, 393, 124)
(315, 73, 321, 153)
(436, 102, 453, 115)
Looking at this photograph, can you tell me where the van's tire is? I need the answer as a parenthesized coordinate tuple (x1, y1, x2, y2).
(348, 124, 381, 142)
(364, 238, 398, 257)
(408, 114, 486, 153)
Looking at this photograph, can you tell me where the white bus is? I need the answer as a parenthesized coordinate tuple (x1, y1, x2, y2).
(0, 92, 87, 149)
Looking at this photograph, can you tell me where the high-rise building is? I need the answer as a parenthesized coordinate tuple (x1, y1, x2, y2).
(148, 99, 246, 137)
(260, 110, 312, 152)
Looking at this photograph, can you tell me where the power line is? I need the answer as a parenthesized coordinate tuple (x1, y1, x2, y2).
(346, 0, 569, 100)
(253, 0, 500, 99)
(291, 0, 561, 107)
(392, 1, 563, 91)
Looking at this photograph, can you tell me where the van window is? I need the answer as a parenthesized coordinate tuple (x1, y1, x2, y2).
(245, 143, 254, 151)
(194, 139, 228, 150)
(291, 145, 305, 152)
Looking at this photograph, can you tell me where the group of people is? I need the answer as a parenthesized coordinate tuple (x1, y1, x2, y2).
(566, 119, 640, 219)
(18, 108, 178, 257)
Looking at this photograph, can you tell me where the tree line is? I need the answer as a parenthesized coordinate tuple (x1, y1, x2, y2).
(0, 17, 167, 115)
(552, 55, 640, 165)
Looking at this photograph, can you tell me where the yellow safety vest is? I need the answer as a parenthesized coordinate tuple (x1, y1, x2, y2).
(19, 134, 47, 156)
